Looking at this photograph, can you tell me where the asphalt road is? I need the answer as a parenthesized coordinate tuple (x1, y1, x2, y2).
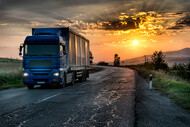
(0, 66, 136, 127)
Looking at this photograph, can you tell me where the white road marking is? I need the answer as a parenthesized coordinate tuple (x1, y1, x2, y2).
(80, 82, 89, 87)
(96, 76, 102, 79)
(34, 93, 62, 104)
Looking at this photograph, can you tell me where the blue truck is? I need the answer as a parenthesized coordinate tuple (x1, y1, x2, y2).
(19, 27, 90, 89)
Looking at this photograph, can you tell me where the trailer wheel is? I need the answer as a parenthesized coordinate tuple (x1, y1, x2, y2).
(82, 75, 87, 81)
(79, 71, 86, 82)
(27, 84, 34, 89)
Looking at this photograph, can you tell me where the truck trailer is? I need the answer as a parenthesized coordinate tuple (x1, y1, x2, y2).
(19, 27, 90, 89)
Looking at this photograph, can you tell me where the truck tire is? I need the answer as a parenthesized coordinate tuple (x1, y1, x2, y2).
(82, 75, 87, 81)
(51, 82, 59, 89)
(79, 71, 86, 82)
(63, 72, 67, 87)
(70, 73, 75, 85)
(86, 70, 89, 78)
(27, 84, 34, 89)
(58, 83, 63, 88)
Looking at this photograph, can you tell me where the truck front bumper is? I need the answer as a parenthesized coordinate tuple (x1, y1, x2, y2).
(23, 69, 63, 86)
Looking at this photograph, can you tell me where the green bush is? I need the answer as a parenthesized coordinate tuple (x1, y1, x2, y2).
(114, 54, 120, 66)
(170, 63, 190, 80)
(97, 61, 109, 66)
(152, 51, 169, 70)
(143, 62, 154, 70)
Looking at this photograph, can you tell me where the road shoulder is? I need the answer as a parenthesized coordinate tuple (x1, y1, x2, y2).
(134, 71, 190, 127)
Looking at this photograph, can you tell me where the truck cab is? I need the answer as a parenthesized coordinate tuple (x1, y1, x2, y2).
(20, 35, 67, 89)
(19, 28, 89, 89)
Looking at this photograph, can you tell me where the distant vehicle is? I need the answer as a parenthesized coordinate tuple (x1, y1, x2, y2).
(19, 28, 90, 89)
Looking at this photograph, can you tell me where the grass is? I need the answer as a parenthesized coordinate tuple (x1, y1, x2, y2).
(153, 78, 190, 111)
(0, 69, 24, 90)
(0, 58, 24, 90)
(133, 67, 190, 112)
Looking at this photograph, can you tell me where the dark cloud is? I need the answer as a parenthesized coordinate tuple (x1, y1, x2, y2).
(178, 16, 190, 26)
(0, 0, 189, 33)
(167, 25, 184, 30)
(168, 15, 190, 30)
(102, 17, 140, 30)
(0, 0, 120, 8)
(0, 15, 30, 24)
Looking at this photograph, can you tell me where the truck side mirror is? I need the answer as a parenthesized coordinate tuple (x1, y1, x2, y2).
(19, 44, 23, 56)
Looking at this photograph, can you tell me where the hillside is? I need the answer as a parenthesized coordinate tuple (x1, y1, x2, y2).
(117, 48, 190, 67)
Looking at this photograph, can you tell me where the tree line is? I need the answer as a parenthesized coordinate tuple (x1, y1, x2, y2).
(92, 51, 190, 81)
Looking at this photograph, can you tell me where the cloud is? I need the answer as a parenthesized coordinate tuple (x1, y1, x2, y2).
(0, 23, 7, 26)
(0, 0, 189, 36)
(168, 15, 190, 30)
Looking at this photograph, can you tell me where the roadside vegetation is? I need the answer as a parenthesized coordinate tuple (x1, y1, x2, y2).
(89, 52, 104, 73)
(114, 54, 120, 66)
(126, 51, 190, 111)
(97, 61, 109, 66)
(89, 66, 103, 74)
(89, 51, 93, 65)
(0, 56, 103, 91)
(0, 58, 24, 90)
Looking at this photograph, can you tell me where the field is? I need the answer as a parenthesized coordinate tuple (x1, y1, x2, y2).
(0, 58, 23, 90)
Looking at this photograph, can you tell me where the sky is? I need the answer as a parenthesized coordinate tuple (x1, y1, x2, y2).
(0, 0, 190, 63)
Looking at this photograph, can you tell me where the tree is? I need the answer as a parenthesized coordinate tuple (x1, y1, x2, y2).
(97, 61, 109, 66)
(89, 51, 93, 65)
(114, 54, 120, 66)
(188, 60, 190, 72)
(151, 51, 168, 70)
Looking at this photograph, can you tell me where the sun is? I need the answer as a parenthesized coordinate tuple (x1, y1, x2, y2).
(133, 40, 138, 45)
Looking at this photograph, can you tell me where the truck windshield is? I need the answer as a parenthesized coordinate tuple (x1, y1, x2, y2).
(25, 45, 59, 56)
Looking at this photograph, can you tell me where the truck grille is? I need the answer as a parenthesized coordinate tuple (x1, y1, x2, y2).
(30, 60, 52, 67)
(33, 73, 49, 76)
(33, 79, 49, 82)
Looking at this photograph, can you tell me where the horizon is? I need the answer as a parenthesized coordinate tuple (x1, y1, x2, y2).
(0, 0, 190, 62)
(1, 47, 189, 63)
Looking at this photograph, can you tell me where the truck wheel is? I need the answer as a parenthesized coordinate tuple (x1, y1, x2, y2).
(51, 83, 59, 89)
(58, 83, 63, 88)
(27, 84, 34, 89)
(70, 73, 75, 85)
(82, 75, 87, 81)
(63, 72, 67, 87)
(79, 73, 86, 82)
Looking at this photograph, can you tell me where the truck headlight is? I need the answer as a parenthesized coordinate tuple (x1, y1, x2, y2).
(53, 72, 59, 76)
(23, 72, 29, 77)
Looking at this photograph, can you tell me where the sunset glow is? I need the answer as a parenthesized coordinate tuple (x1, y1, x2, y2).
(133, 40, 138, 46)
(0, 0, 189, 63)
